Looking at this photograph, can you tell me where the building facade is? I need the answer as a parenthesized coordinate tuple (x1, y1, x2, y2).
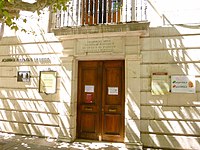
(0, 0, 199, 149)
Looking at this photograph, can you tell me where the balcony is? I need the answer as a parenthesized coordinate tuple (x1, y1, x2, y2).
(50, 0, 149, 35)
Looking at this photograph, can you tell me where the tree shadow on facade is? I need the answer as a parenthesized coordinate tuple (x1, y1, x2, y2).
(140, 24, 200, 149)
(0, 35, 73, 140)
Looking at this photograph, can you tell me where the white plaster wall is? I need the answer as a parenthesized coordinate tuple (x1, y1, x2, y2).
(147, 0, 200, 27)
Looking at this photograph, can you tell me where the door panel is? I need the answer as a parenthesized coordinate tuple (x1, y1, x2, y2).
(77, 61, 101, 140)
(104, 114, 121, 134)
(81, 113, 96, 133)
(102, 61, 125, 142)
(77, 60, 124, 142)
(104, 67, 122, 105)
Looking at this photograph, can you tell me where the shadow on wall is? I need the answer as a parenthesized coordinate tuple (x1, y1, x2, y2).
(125, 88, 141, 143)
(140, 22, 200, 149)
(0, 34, 73, 139)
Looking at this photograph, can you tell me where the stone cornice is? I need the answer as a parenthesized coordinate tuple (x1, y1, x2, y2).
(52, 22, 150, 39)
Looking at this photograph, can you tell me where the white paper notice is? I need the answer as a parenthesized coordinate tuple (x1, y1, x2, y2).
(108, 87, 118, 95)
(85, 85, 94, 93)
(171, 76, 196, 93)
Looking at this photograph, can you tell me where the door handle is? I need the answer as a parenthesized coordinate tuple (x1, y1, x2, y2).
(108, 108, 117, 112)
(85, 107, 93, 111)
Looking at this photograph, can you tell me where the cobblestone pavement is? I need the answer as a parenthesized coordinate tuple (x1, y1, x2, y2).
(0, 133, 137, 150)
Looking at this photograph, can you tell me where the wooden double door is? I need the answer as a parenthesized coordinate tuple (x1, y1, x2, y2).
(77, 60, 125, 142)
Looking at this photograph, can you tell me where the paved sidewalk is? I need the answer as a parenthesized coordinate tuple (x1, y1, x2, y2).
(0, 133, 135, 150)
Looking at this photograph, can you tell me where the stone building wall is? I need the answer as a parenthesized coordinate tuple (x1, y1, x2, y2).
(0, 26, 148, 148)
(0, 0, 200, 149)
(58, 30, 146, 146)
(0, 22, 200, 150)
(0, 34, 74, 141)
(140, 26, 200, 149)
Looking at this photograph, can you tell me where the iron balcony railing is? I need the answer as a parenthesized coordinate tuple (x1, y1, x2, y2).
(51, 0, 147, 28)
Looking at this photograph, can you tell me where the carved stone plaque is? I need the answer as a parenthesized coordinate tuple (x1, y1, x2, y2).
(76, 37, 123, 54)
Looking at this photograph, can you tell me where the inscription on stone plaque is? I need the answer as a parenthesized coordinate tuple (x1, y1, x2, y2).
(77, 37, 123, 54)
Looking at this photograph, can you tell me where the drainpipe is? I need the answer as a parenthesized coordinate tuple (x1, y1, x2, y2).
(0, 22, 4, 40)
